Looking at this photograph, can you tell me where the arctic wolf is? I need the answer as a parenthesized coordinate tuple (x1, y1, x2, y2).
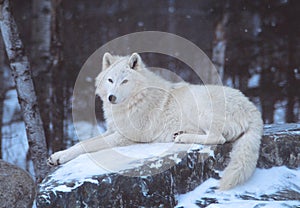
(48, 52, 263, 190)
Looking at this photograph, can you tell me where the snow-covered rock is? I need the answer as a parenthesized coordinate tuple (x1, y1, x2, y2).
(36, 124, 300, 207)
(37, 143, 215, 207)
(176, 166, 300, 208)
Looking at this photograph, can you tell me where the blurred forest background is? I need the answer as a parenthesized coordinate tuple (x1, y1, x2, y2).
(0, 0, 299, 174)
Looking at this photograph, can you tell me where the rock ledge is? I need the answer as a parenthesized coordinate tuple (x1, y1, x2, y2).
(37, 123, 300, 208)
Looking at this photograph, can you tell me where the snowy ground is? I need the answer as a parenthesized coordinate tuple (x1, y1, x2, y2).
(1, 89, 103, 176)
(176, 166, 300, 208)
(1, 90, 34, 173)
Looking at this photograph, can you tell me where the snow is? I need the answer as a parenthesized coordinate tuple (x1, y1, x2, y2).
(274, 100, 287, 124)
(41, 153, 108, 193)
(48, 154, 108, 184)
(176, 166, 300, 208)
(73, 120, 105, 141)
(168, 6, 175, 13)
(253, 13, 262, 37)
(42, 143, 299, 207)
(248, 74, 260, 88)
(112, 142, 175, 158)
(225, 77, 234, 87)
(2, 89, 19, 123)
(49, 143, 186, 184)
(41, 143, 212, 194)
(137, 21, 144, 27)
(2, 89, 33, 173)
(1, 89, 105, 176)
(2, 121, 29, 167)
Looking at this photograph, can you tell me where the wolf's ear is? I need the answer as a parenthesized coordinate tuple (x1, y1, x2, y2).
(128, 53, 142, 70)
(102, 52, 113, 70)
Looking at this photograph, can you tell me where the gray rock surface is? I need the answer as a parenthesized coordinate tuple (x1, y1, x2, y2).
(258, 123, 300, 168)
(36, 123, 300, 208)
(0, 160, 35, 208)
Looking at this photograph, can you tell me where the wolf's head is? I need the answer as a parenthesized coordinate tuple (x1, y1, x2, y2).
(95, 52, 147, 104)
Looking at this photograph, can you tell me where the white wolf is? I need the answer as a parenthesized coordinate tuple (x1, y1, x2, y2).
(48, 52, 263, 190)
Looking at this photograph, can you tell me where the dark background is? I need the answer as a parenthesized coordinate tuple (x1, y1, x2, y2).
(1, 0, 299, 169)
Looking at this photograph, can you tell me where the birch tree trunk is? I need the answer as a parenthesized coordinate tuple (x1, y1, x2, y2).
(0, 0, 50, 181)
(0, 35, 4, 159)
(211, 11, 228, 84)
(31, 0, 65, 153)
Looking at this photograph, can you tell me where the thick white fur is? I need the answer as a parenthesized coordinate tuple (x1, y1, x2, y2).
(48, 52, 263, 190)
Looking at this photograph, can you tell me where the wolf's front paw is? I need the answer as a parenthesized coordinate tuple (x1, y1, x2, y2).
(47, 150, 68, 166)
(174, 134, 186, 143)
(173, 131, 188, 143)
(173, 131, 185, 140)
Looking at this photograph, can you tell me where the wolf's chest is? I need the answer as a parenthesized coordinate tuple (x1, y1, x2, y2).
(105, 103, 180, 142)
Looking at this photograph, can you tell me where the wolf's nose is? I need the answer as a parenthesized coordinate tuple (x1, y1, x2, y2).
(108, 95, 116, 103)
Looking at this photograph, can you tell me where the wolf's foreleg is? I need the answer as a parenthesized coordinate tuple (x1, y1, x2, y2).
(174, 132, 226, 145)
(47, 132, 133, 166)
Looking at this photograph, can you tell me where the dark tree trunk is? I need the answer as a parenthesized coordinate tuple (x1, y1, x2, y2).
(51, 0, 64, 152)
(31, 0, 53, 150)
(286, 0, 297, 123)
(286, 54, 296, 123)
(0, 0, 50, 181)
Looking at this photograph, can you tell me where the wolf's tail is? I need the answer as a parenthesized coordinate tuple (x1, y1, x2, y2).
(219, 116, 263, 190)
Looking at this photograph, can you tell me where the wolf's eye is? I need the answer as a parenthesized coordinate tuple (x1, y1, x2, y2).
(121, 79, 128, 84)
(108, 78, 113, 83)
